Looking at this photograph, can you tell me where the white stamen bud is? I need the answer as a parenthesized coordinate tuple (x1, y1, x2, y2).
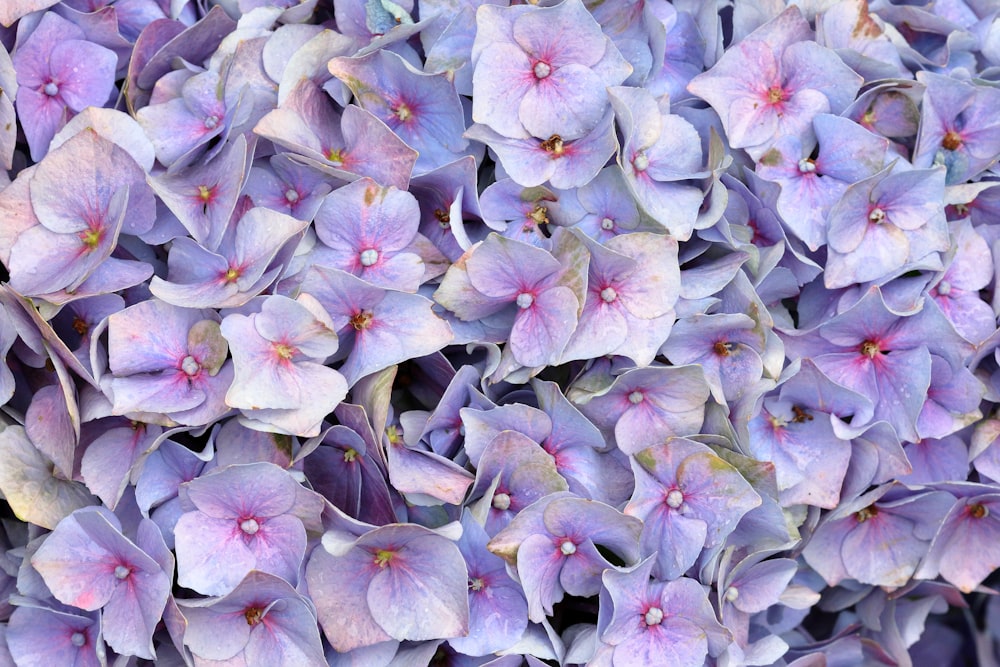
(44, 82, 59, 96)
(492, 493, 511, 511)
(114, 565, 130, 580)
(666, 489, 684, 508)
(644, 607, 664, 626)
(560, 540, 577, 556)
(533, 61, 552, 79)
(628, 391, 644, 404)
(181, 355, 200, 376)
(240, 518, 260, 535)
(359, 248, 379, 267)
(600, 287, 618, 303)
(516, 293, 534, 309)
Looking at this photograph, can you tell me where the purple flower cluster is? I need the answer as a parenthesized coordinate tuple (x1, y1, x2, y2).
(0, 0, 1000, 665)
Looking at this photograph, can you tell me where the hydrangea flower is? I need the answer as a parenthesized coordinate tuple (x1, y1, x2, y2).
(687, 6, 861, 159)
(597, 555, 732, 667)
(12, 12, 117, 160)
(174, 462, 323, 596)
(471, 0, 632, 141)
(31, 508, 171, 659)
(106, 299, 233, 427)
(179, 570, 326, 666)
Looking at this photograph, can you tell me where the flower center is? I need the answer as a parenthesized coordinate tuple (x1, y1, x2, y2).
(798, 158, 817, 173)
(601, 217, 615, 231)
(44, 81, 59, 96)
(273, 343, 295, 360)
(224, 266, 240, 283)
(240, 518, 260, 535)
(327, 148, 344, 164)
(204, 115, 220, 130)
(632, 152, 649, 172)
(855, 505, 878, 523)
(533, 61, 552, 79)
(395, 102, 412, 122)
(644, 606, 664, 626)
(666, 489, 684, 508)
(767, 86, 786, 104)
(860, 340, 880, 358)
(942, 130, 963, 151)
(244, 607, 264, 626)
(560, 539, 577, 556)
(79, 228, 102, 250)
(868, 207, 886, 224)
(181, 355, 200, 376)
(350, 310, 374, 330)
(970, 503, 989, 519)
(600, 287, 618, 303)
(492, 492, 511, 511)
(359, 248, 379, 267)
(469, 577, 485, 591)
(714, 341, 734, 356)
(284, 188, 299, 203)
(374, 549, 394, 568)
(937, 280, 951, 296)
(628, 390, 644, 404)
(113, 565, 131, 580)
(72, 317, 89, 336)
(724, 586, 739, 602)
(541, 134, 565, 156)
(516, 292, 534, 309)
(343, 447, 358, 462)
(434, 208, 451, 229)
(71, 632, 86, 647)
(791, 406, 813, 423)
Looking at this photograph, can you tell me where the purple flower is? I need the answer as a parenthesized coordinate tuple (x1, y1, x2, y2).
(174, 462, 323, 596)
(300, 265, 454, 386)
(803, 485, 955, 588)
(917, 490, 1000, 593)
(488, 491, 642, 622)
(471, 0, 631, 141)
(306, 518, 469, 652)
(221, 295, 348, 436)
(31, 508, 171, 659)
(687, 6, 861, 158)
(434, 233, 581, 368)
(179, 570, 326, 666)
(825, 166, 949, 288)
(308, 177, 426, 292)
(624, 438, 761, 580)
(598, 556, 731, 667)
(575, 365, 710, 455)
(329, 49, 468, 173)
(6, 605, 103, 667)
(106, 299, 233, 427)
(12, 12, 117, 160)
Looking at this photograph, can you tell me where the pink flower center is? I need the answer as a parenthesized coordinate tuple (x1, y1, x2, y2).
(44, 81, 59, 96)
(71, 632, 86, 647)
(244, 607, 264, 625)
(533, 61, 552, 79)
(666, 489, 684, 509)
(969, 503, 989, 519)
(600, 287, 618, 303)
(114, 565, 131, 580)
(204, 115, 220, 130)
(766, 86, 787, 105)
(601, 217, 615, 231)
(516, 292, 534, 309)
(855, 505, 878, 523)
(284, 188, 299, 204)
(868, 207, 886, 224)
(559, 539, 577, 556)
(492, 492, 511, 510)
(469, 577, 485, 591)
(942, 130, 963, 151)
